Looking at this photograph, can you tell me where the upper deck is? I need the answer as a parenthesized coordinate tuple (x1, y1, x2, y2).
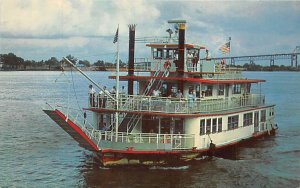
(86, 93, 268, 117)
(121, 40, 251, 82)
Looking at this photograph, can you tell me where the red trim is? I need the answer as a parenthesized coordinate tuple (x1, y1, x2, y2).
(55, 110, 99, 151)
(85, 105, 275, 118)
(101, 148, 204, 155)
(109, 75, 265, 84)
(145, 43, 206, 49)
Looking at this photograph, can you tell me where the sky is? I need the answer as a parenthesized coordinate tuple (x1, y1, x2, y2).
(0, 0, 299, 63)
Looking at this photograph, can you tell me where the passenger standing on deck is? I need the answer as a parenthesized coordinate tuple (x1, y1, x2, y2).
(188, 91, 195, 108)
(110, 86, 116, 95)
(152, 89, 160, 97)
(176, 89, 183, 99)
(99, 86, 109, 108)
(192, 52, 198, 71)
(120, 86, 126, 104)
(187, 51, 194, 71)
(88, 85, 96, 107)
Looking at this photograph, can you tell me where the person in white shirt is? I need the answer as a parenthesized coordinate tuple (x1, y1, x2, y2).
(110, 86, 116, 95)
(99, 86, 109, 108)
(152, 89, 160, 97)
(88, 85, 96, 107)
(187, 51, 194, 71)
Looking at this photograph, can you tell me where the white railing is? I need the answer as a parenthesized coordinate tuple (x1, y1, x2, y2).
(90, 94, 265, 114)
(54, 105, 102, 146)
(93, 131, 195, 150)
(47, 104, 195, 150)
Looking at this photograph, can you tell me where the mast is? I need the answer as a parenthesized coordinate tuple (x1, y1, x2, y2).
(115, 25, 120, 141)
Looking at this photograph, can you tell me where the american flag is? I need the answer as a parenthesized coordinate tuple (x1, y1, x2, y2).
(219, 41, 230, 54)
(113, 28, 118, 44)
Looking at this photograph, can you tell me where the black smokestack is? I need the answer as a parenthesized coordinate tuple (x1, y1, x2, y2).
(177, 23, 185, 92)
(128, 24, 136, 95)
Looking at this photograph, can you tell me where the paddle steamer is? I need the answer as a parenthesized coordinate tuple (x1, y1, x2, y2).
(44, 20, 277, 166)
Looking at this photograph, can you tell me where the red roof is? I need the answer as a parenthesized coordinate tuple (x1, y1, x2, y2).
(109, 75, 265, 84)
(146, 43, 206, 49)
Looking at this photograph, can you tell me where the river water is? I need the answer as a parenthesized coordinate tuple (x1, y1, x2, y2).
(0, 71, 299, 187)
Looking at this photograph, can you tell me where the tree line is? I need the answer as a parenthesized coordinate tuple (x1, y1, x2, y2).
(0, 53, 127, 71)
(0, 52, 298, 71)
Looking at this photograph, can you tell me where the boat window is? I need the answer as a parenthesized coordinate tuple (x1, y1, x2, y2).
(195, 85, 201, 98)
(243, 112, 253, 127)
(270, 107, 274, 116)
(206, 119, 211, 134)
(212, 118, 217, 133)
(153, 48, 163, 59)
(200, 119, 205, 135)
(260, 110, 266, 122)
(228, 115, 239, 130)
(167, 50, 174, 59)
(233, 84, 241, 94)
(218, 118, 222, 132)
(206, 85, 213, 96)
(175, 119, 184, 134)
(246, 83, 251, 93)
(218, 85, 224, 96)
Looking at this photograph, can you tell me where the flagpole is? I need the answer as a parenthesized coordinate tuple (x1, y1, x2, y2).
(229, 37, 231, 56)
(115, 24, 120, 142)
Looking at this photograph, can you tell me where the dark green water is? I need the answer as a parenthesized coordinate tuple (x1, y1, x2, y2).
(0, 71, 299, 187)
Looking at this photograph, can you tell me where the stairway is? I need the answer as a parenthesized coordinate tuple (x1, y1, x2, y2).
(117, 68, 170, 133)
(43, 109, 99, 151)
(117, 113, 141, 133)
(143, 68, 169, 96)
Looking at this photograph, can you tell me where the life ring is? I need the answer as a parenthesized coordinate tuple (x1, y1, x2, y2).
(164, 59, 171, 69)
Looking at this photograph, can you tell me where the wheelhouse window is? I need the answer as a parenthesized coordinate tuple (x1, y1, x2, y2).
(261, 110, 266, 122)
(218, 85, 224, 96)
(200, 119, 205, 135)
(243, 112, 253, 127)
(218, 118, 222, 132)
(166, 49, 174, 59)
(206, 85, 213, 96)
(228, 115, 239, 130)
(232, 84, 241, 94)
(206, 119, 211, 134)
(153, 48, 163, 59)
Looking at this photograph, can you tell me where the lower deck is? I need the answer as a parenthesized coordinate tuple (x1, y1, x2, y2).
(44, 105, 277, 166)
(93, 105, 276, 152)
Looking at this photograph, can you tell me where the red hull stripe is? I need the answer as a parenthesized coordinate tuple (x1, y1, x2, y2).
(85, 105, 275, 118)
(55, 110, 99, 151)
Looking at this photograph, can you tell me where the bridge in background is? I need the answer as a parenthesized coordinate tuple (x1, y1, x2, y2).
(204, 46, 300, 67)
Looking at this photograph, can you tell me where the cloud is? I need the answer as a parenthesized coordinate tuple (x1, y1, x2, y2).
(0, 0, 161, 38)
(0, 0, 299, 62)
